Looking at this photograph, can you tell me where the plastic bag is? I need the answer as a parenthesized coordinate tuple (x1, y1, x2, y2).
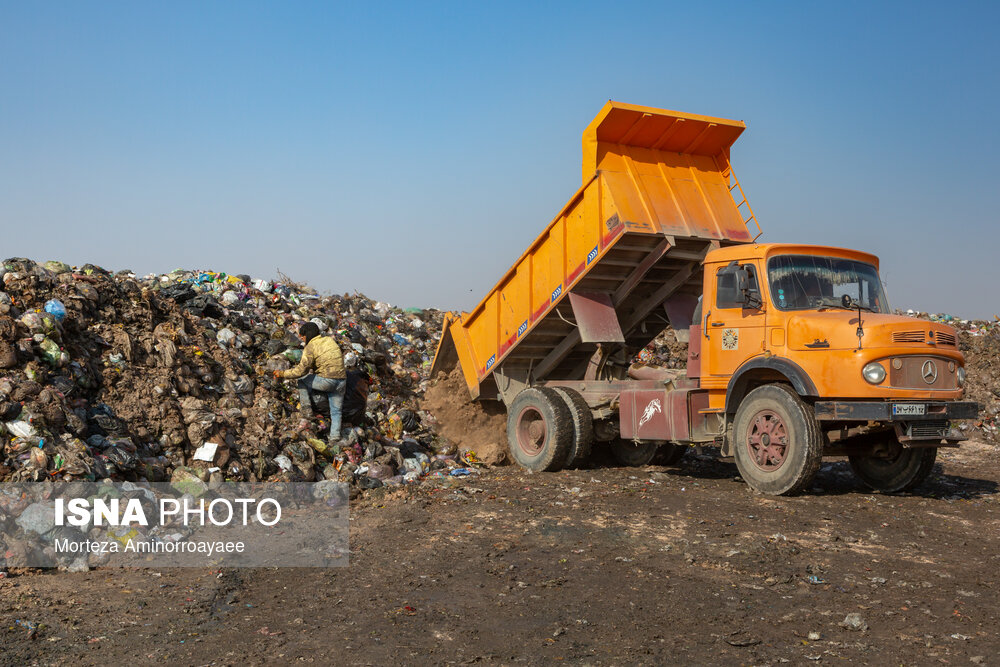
(306, 438, 333, 458)
(5, 419, 36, 438)
(402, 457, 424, 475)
(28, 446, 48, 469)
(105, 444, 139, 471)
(20, 312, 44, 332)
(160, 283, 196, 303)
(397, 409, 420, 432)
(216, 328, 237, 347)
(44, 299, 67, 322)
(357, 475, 382, 489)
(39, 337, 62, 366)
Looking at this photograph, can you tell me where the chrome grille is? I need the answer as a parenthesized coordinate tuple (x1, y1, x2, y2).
(892, 330, 925, 343)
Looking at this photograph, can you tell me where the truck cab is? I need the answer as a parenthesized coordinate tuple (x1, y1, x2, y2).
(693, 243, 976, 493)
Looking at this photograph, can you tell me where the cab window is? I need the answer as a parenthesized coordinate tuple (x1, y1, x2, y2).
(767, 255, 887, 312)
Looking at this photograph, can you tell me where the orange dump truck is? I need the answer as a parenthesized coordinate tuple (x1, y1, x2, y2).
(432, 101, 979, 495)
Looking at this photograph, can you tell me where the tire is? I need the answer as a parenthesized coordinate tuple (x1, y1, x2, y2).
(506, 387, 574, 472)
(610, 439, 659, 466)
(732, 384, 822, 496)
(656, 443, 688, 466)
(551, 387, 594, 468)
(849, 441, 937, 493)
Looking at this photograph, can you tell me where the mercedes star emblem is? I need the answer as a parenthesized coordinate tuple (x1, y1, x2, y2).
(921, 360, 938, 384)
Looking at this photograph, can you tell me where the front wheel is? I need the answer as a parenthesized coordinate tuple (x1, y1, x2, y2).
(849, 442, 937, 493)
(732, 384, 823, 496)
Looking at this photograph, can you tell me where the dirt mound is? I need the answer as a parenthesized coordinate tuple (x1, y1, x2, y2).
(421, 365, 508, 465)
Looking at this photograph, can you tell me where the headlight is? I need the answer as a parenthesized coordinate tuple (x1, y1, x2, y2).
(862, 362, 886, 384)
(957, 366, 966, 387)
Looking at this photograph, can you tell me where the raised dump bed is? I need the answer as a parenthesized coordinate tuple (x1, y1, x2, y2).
(433, 101, 760, 401)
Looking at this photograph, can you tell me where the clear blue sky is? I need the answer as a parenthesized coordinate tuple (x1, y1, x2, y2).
(2, 1, 997, 317)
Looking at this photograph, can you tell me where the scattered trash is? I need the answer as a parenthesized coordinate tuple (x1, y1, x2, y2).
(192, 441, 219, 462)
(723, 630, 762, 647)
(14, 619, 41, 639)
(839, 613, 868, 632)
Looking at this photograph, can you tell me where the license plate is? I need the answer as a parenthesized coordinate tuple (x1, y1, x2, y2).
(892, 403, 926, 416)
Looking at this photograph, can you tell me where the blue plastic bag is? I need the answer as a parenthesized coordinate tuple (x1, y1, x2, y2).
(44, 299, 66, 322)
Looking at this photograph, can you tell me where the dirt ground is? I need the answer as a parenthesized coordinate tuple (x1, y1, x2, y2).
(2, 441, 999, 666)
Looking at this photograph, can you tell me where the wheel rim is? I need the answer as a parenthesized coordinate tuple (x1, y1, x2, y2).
(745, 409, 788, 471)
(516, 406, 547, 456)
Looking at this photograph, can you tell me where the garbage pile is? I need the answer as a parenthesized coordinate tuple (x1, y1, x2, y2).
(902, 310, 1000, 443)
(634, 327, 689, 369)
(0, 258, 481, 493)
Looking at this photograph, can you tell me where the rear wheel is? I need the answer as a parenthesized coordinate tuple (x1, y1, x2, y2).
(551, 387, 594, 468)
(610, 439, 658, 466)
(656, 443, 688, 466)
(849, 440, 937, 493)
(506, 387, 573, 472)
(732, 384, 823, 496)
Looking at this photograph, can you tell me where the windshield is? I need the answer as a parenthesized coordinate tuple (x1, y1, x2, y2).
(767, 254, 889, 313)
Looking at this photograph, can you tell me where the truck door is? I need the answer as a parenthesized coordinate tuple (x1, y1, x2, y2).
(704, 261, 766, 380)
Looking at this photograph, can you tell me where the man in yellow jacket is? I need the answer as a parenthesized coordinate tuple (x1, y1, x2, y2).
(274, 322, 346, 441)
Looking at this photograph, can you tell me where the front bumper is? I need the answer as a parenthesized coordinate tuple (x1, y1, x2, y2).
(813, 400, 980, 422)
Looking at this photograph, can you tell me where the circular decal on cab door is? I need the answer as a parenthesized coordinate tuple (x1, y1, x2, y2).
(722, 328, 738, 350)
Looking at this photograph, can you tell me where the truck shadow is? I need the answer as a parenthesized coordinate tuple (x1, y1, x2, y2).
(589, 449, 1000, 500)
(809, 459, 1000, 500)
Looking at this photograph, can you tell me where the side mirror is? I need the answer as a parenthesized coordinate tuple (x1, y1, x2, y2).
(735, 267, 750, 293)
(719, 262, 762, 309)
